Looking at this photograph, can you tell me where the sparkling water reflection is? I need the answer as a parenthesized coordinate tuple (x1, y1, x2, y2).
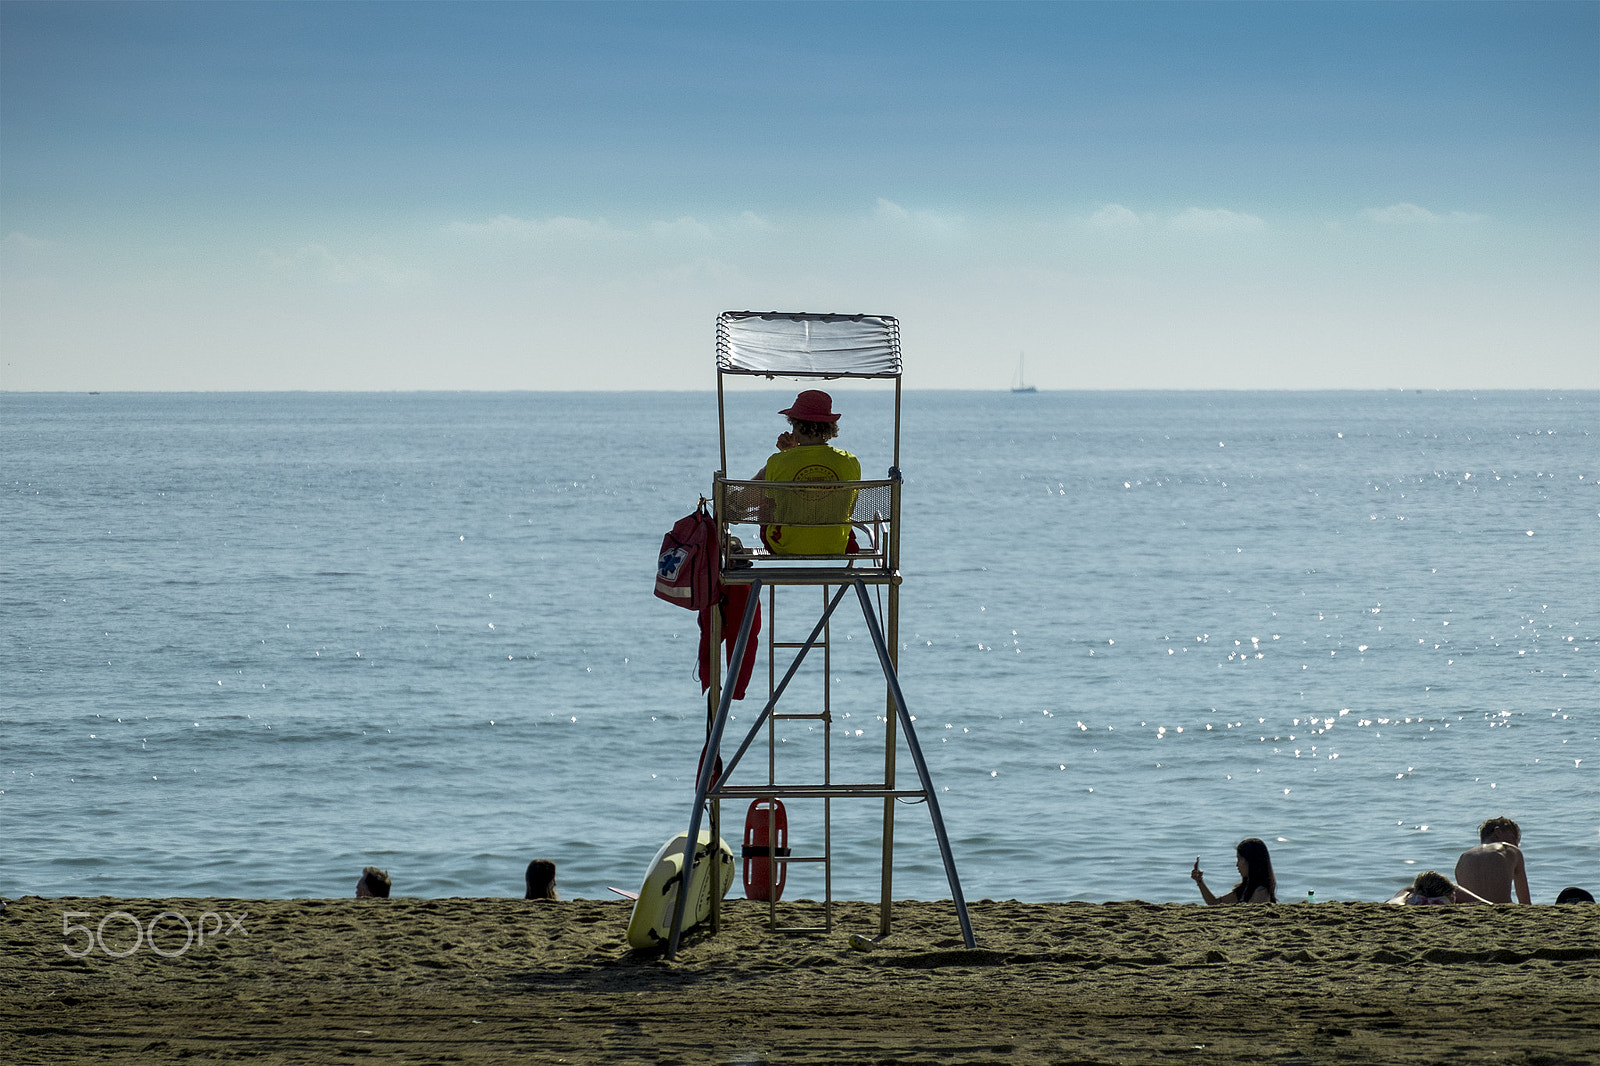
(2, 391, 1595, 903)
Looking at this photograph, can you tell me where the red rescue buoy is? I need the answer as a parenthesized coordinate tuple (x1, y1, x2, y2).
(742, 799, 790, 901)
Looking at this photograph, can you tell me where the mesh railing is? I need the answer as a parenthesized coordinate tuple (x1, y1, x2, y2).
(715, 478, 895, 562)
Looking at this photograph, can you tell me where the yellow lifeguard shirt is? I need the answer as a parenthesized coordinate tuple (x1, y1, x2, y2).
(760, 444, 861, 555)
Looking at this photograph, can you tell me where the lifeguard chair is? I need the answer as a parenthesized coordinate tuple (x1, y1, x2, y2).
(666, 311, 974, 956)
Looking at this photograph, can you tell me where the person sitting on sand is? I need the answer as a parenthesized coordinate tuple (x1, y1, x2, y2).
(525, 859, 558, 900)
(356, 866, 391, 898)
(1386, 869, 1490, 905)
(749, 390, 861, 555)
(1454, 817, 1530, 904)
(1191, 838, 1277, 904)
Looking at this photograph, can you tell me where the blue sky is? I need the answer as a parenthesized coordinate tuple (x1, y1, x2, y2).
(2, 1, 1595, 390)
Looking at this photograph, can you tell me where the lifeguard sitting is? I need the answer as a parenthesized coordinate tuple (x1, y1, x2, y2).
(751, 390, 860, 555)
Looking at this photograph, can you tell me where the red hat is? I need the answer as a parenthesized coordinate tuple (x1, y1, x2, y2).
(779, 390, 840, 423)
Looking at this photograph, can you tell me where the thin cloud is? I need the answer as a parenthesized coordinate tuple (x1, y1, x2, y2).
(648, 211, 780, 241)
(1088, 204, 1143, 230)
(873, 198, 911, 223)
(1170, 207, 1265, 232)
(449, 212, 775, 244)
(3, 231, 57, 253)
(445, 215, 625, 241)
(1361, 203, 1488, 224)
(4, 230, 54, 249)
(871, 198, 963, 235)
(649, 217, 714, 241)
(732, 210, 775, 232)
(262, 244, 428, 287)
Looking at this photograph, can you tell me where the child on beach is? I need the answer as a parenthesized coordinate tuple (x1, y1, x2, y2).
(1386, 870, 1489, 905)
(356, 867, 391, 898)
(1191, 838, 1277, 904)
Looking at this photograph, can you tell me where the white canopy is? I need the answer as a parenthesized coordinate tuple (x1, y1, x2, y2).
(716, 311, 901, 378)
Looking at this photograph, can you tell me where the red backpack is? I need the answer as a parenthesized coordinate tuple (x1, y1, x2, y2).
(655, 501, 719, 611)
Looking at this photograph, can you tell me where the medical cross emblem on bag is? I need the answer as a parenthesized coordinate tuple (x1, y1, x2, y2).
(658, 546, 689, 580)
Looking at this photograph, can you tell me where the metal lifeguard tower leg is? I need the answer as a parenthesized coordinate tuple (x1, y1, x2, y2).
(666, 580, 762, 959)
(665, 577, 974, 957)
(852, 579, 975, 950)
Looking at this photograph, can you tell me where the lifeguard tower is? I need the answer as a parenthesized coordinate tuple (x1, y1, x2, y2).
(666, 311, 974, 957)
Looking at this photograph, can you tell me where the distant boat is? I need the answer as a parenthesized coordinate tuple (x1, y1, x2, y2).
(1010, 353, 1037, 393)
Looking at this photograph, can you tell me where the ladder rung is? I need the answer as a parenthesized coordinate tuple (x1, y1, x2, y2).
(712, 784, 926, 800)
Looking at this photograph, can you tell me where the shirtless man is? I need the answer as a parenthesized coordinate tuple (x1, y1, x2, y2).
(1454, 817, 1530, 904)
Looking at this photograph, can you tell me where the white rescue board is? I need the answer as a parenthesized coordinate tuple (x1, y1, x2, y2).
(625, 830, 734, 950)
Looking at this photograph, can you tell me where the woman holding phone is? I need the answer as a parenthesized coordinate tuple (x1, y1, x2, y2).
(1191, 838, 1278, 904)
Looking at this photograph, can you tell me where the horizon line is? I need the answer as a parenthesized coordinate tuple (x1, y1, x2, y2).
(6, 387, 1599, 397)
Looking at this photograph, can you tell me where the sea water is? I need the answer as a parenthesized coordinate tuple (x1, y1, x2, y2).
(2, 391, 1595, 904)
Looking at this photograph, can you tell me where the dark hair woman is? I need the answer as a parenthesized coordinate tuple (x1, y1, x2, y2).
(1191, 837, 1277, 904)
(525, 858, 558, 900)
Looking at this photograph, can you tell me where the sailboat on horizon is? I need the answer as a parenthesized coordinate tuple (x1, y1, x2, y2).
(1010, 352, 1037, 393)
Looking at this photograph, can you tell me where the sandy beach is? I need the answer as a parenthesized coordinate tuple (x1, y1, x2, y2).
(4, 894, 1597, 1064)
